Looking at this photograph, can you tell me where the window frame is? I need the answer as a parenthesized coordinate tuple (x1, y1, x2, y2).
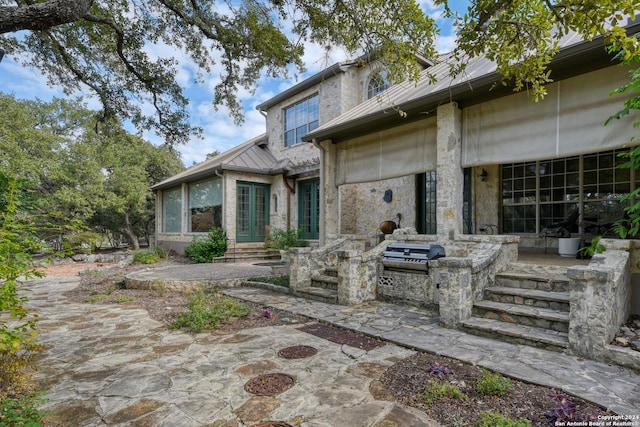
(367, 71, 390, 100)
(501, 148, 635, 234)
(161, 186, 182, 233)
(284, 94, 319, 147)
(188, 177, 223, 233)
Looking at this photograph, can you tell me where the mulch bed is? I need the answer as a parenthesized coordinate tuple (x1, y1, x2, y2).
(297, 323, 385, 351)
(379, 352, 611, 427)
(277, 345, 318, 359)
(244, 373, 295, 396)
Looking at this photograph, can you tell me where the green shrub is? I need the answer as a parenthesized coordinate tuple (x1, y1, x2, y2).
(266, 227, 307, 250)
(133, 247, 164, 264)
(423, 381, 468, 406)
(184, 227, 227, 263)
(171, 291, 250, 333)
(0, 392, 44, 426)
(478, 411, 531, 427)
(64, 231, 102, 254)
(476, 370, 512, 396)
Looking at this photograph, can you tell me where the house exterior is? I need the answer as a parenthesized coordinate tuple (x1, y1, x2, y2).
(304, 29, 640, 251)
(151, 56, 430, 253)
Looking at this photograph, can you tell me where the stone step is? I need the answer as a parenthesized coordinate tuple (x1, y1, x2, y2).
(495, 267, 571, 293)
(472, 300, 569, 333)
(484, 286, 570, 312)
(294, 286, 338, 304)
(310, 274, 338, 291)
(213, 249, 280, 263)
(460, 317, 569, 351)
(325, 266, 338, 277)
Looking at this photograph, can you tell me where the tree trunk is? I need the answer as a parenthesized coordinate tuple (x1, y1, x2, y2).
(0, 0, 94, 34)
(123, 210, 140, 251)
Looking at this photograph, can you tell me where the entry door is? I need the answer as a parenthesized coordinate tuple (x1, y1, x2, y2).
(236, 182, 270, 242)
(298, 178, 320, 240)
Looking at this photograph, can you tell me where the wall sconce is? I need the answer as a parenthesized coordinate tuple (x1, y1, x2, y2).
(480, 168, 488, 182)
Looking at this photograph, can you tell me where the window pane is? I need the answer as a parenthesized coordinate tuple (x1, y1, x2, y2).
(284, 94, 319, 146)
(162, 187, 182, 233)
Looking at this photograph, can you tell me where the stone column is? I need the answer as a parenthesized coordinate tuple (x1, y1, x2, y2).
(568, 251, 631, 360)
(336, 250, 376, 305)
(436, 103, 463, 241)
(318, 139, 339, 245)
(289, 247, 313, 291)
(437, 257, 474, 328)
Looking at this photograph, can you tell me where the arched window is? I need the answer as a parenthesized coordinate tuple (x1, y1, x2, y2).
(367, 71, 389, 99)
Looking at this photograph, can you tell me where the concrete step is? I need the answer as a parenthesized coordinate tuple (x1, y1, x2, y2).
(460, 317, 569, 351)
(484, 286, 570, 312)
(472, 300, 569, 333)
(310, 274, 338, 291)
(294, 286, 338, 304)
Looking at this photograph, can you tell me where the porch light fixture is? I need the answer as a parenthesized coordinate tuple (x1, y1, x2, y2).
(480, 168, 488, 182)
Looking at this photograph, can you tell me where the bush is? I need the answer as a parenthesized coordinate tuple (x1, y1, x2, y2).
(133, 247, 164, 264)
(0, 392, 44, 426)
(64, 231, 102, 254)
(423, 381, 468, 406)
(184, 227, 227, 263)
(171, 291, 250, 333)
(266, 227, 308, 250)
(478, 412, 531, 427)
(476, 370, 512, 396)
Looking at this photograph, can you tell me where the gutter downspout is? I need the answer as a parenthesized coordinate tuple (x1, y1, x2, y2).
(282, 173, 296, 231)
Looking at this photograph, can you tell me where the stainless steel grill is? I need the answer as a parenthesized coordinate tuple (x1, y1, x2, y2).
(382, 243, 445, 273)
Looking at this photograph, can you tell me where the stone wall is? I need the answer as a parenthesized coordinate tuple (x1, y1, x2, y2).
(568, 242, 632, 360)
(339, 175, 416, 242)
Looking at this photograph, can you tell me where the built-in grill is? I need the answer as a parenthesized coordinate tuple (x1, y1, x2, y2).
(382, 243, 445, 273)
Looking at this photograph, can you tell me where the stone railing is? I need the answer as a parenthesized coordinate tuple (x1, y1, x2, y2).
(289, 236, 367, 293)
(438, 235, 519, 328)
(568, 240, 632, 361)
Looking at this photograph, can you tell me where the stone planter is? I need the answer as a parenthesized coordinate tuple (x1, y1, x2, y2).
(558, 237, 581, 257)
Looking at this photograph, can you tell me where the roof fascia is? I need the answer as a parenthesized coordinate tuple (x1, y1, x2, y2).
(304, 23, 640, 144)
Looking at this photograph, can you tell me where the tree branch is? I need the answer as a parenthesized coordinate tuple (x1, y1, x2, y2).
(0, 0, 93, 34)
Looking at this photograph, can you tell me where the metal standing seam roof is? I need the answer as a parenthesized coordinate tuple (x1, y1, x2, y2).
(151, 134, 289, 191)
(302, 21, 640, 144)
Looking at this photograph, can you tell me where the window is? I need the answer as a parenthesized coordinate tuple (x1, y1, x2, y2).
(189, 177, 222, 232)
(162, 187, 182, 233)
(416, 172, 437, 234)
(284, 95, 319, 147)
(367, 71, 389, 99)
(501, 149, 633, 234)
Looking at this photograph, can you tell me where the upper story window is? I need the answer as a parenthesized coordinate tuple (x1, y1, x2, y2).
(284, 94, 319, 147)
(367, 71, 389, 99)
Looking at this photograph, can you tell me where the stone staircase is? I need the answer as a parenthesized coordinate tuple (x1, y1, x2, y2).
(295, 266, 339, 304)
(460, 262, 571, 351)
(213, 245, 281, 263)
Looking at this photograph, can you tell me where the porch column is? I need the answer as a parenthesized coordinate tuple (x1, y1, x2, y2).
(436, 102, 463, 241)
(317, 139, 338, 245)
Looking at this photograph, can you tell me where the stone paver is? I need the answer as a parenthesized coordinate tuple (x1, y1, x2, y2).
(25, 276, 438, 427)
(223, 287, 640, 417)
(22, 262, 640, 425)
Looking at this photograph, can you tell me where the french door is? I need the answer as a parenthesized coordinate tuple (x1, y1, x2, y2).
(236, 182, 270, 242)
